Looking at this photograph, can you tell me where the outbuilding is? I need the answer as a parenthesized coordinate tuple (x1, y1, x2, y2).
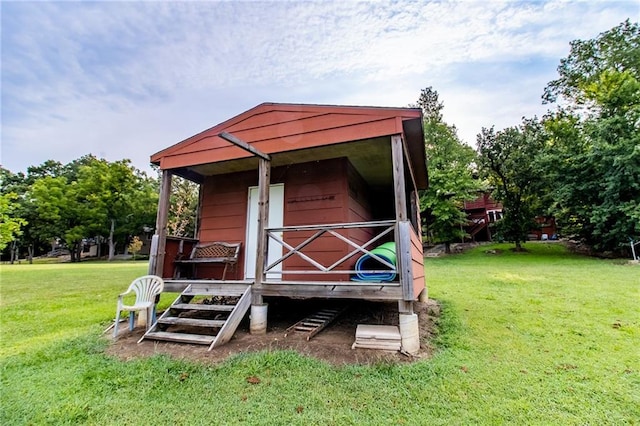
(145, 102, 428, 352)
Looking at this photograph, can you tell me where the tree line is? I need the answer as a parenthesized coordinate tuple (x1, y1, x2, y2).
(1, 21, 637, 259)
(421, 20, 639, 255)
(0, 156, 159, 262)
(0, 155, 199, 262)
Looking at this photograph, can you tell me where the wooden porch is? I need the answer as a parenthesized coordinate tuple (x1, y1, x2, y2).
(158, 218, 422, 301)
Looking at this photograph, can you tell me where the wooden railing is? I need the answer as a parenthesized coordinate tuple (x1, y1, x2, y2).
(263, 220, 398, 281)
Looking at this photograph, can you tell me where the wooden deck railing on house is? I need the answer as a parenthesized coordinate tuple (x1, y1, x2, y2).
(257, 219, 425, 302)
(262, 220, 399, 284)
(265, 220, 397, 284)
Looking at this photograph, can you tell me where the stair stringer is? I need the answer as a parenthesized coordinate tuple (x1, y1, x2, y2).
(209, 286, 252, 350)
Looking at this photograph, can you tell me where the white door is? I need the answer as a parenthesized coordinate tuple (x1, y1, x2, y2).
(245, 184, 284, 280)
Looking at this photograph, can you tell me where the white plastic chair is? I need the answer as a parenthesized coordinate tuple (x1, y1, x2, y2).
(113, 275, 164, 338)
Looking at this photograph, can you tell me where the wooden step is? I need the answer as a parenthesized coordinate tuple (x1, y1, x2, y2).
(181, 289, 245, 298)
(144, 331, 214, 345)
(158, 317, 226, 328)
(181, 283, 249, 297)
(139, 285, 252, 349)
(171, 303, 235, 312)
(162, 279, 253, 293)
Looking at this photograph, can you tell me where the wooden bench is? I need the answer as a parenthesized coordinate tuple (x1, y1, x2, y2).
(173, 242, 241, 280)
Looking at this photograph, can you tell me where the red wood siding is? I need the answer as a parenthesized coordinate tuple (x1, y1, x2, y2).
(190, 158, 356, 281)
(282, 158, 351, 280)
(346, 161, 377, 271)
(151, 104, 424, 175)
(162, 237, 197, 280)
(464, 192, 502, 211)
(196, 171, 256, 279)
(410, 226, 426, 299)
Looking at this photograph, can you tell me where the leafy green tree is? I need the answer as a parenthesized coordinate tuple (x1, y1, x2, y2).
(23, 157, 158, 261)
(541, 20, 640, 252)
(77, 158, 157, 260)
(1, 159, 99, 261)
(477, 119, 546, 250)
(0, 193, 27, 252)
(30, 175, 91, 262)
(416, 87, 480, 253)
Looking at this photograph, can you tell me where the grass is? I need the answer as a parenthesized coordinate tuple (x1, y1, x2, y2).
(0, 243, 638, 425)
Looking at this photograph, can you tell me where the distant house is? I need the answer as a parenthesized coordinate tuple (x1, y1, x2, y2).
(529, 216, 558, 241)
(462, 192, 503, 242)
(462, 192, 557, 242)
(144, 103, 428, 352)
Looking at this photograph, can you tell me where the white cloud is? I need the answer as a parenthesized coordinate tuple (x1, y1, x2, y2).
(1, 0, 636, 173)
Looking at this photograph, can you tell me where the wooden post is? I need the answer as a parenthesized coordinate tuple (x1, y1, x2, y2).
(398, 221, 414, 304)
(391, 135, 408, 222)
(254, 158, 271, 296)
(250, 158, 270, 334)
(152, 170, 172, 277)
(391, 135, 414, 315)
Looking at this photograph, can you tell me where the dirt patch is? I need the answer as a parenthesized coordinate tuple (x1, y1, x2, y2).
(106, 298, 440, 366)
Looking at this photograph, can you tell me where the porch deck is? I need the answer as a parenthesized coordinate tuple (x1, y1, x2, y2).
(162, 279, 402, 301)
(157, 219, 415, 302)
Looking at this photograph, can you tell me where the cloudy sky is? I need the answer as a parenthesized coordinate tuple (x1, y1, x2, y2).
(1, 0, 637, 174)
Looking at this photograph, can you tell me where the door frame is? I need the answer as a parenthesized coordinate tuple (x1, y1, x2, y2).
(245, 183, 284, 279)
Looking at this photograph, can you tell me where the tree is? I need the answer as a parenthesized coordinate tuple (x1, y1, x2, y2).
(77, 158, 157, 260)
(543, 19, 639, 110)
(25, 156, 158, 262)
(168, 176, 200, 237)
(30, 175, 92, 262)
(477, 119, 546, 250)
(128, 236, 143, 260)
(415, 87, 480, 253)
(0, 193, 27, 252)
(541, 20, 640, 252)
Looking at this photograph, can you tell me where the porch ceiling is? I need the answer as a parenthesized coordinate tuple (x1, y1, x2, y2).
(184, 137, 393, 188)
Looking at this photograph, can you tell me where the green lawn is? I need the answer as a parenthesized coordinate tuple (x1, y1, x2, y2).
(1, 244, 638, 425)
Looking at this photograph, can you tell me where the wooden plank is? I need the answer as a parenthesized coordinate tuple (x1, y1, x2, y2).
(263, 280, 399, 286)
(259, 284, 402, 300)
(171, 303, 235, 312)
(410, 226, 426, 299)
(352, 342, 401, 350)
(398, 221, 414, 301)
(153, 170, 172, 277)
(266, 220, 395, 232)
(228, 112, 390, 145)
(158, 317, 226, 328)
(211, 286, 252, 349)
(253, 158, 271, 304)
(218, 132, 271, 161)
(148, 235, 159, 276)
(225, 110, 325, 133)
(143, 331, 214, 345)
(176, 258, 236, 264)
(355, 324, 401, 340)
(182, 288, 246, 297)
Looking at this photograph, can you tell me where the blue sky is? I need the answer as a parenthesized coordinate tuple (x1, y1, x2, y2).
(1, 0, 637, 174)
